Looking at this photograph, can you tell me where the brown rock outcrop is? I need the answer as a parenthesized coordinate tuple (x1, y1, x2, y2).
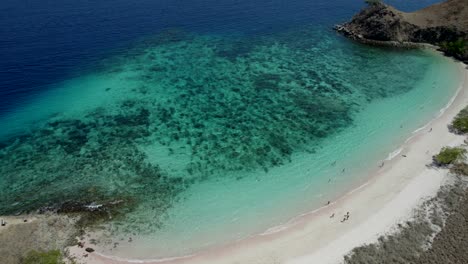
(335, 0, 468, 61)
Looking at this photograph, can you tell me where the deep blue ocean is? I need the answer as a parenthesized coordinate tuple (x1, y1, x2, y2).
(0, 0, 441, 117)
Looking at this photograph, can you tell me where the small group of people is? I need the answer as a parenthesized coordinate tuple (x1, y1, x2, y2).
(329, 211, 350, 223)
(340, 212, 350, 223)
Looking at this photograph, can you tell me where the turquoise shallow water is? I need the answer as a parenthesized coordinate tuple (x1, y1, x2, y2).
(0, 27, 461, 258)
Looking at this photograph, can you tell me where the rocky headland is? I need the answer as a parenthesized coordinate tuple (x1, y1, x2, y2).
(335, 0, 468, 61)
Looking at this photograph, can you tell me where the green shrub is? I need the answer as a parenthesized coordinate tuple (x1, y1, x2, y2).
(450, 107, 468, 134)
(433, 147, 466, 166)
(440, 39, 467, 57)
(22, 250, 64, 264)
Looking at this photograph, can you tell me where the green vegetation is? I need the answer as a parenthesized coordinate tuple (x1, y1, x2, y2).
(450, 106, 468, 134)
(446, 107, 468, 175)
(440, 39, 467, 58)
(344, 220, 433, 264)
(344, 181, 468, 264)
(22, 250, 64, 264)
(450, 162, 468, 176)
(365, 0, 383, 6)
(433, 147, 466, 166)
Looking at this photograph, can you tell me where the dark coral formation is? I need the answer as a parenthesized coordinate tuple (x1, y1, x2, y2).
(113, 32, 427, 176)
(0, 105, 185, 231)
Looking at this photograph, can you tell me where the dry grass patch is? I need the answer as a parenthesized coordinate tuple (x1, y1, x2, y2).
(0, 214, 78, 264)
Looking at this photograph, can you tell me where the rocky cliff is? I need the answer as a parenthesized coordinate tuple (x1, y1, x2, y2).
(335, 0, 468, 61)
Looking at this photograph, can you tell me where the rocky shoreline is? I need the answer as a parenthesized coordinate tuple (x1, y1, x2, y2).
(334, 0, 467, 62)
(334, 24, 438, 49)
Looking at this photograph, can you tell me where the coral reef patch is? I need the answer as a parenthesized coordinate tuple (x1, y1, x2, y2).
(0, 28, 433, 235)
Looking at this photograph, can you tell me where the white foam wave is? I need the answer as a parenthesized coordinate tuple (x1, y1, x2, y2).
(438, 82, 462, 117)
(386, 148, 403, 161)
(94, 252, 195, 263)
(412, 124, 430, 134)
(260, 224, 290, 236)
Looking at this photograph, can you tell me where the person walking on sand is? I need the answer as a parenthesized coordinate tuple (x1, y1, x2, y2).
(341, 212, 350, 222)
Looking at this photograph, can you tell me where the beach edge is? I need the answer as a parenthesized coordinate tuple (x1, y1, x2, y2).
(65, 58, 468, 264)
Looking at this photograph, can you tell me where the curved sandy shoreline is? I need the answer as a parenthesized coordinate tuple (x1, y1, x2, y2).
(68, 60, 468, 264)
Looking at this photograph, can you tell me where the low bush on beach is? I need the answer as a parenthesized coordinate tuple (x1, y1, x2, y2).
(433, 147, 466, 166)
(22, 250, 64, 264)
(344, 220, 433, 264)
(440, 39, 467, 58)
(450, 107, 468, 134)
(450, 162, 468, 176)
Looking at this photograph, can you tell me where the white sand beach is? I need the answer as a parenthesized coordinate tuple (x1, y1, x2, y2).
(67, 61, 468, 264)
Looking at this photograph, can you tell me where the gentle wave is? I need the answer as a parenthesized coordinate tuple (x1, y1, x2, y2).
(386, 148, 403, 161)
(95, 252, 196, 264)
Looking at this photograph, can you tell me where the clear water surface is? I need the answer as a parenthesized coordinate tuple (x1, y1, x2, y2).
(0, 0, 459, 259)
